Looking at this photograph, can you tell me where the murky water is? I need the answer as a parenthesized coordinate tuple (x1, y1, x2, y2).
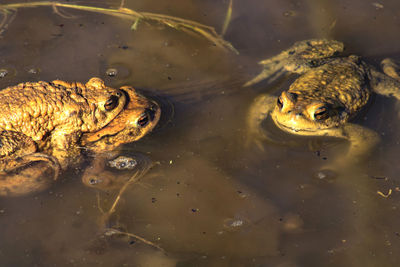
(1, 0, 400, 266)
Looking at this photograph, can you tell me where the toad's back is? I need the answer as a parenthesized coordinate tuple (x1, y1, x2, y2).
(0, 81, 92, 140)
(288, 57, 371, 117)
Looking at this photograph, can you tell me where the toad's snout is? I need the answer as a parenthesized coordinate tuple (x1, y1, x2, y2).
(147, 103, 158, 122)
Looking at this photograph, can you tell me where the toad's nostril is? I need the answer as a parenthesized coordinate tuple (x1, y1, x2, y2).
(137, 113, 149, 127)
(277, 97, 283, 109)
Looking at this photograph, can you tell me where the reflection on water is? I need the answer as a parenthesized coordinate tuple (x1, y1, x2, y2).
(1, 0, 400, 266)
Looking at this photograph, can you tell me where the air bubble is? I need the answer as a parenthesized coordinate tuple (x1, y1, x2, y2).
(28, 68, 40, 74)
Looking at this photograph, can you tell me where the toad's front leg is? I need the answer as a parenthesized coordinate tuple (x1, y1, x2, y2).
(246, 94, 277, 149)
(370, 58, 400, 119)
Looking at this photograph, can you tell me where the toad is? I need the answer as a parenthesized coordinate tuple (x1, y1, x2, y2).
(80, 84, 160, 192)
(245, 39, 400, 169)
(0, 78, 160, 196)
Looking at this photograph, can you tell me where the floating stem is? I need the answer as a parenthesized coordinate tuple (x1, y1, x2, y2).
(0, 1, 237, 53)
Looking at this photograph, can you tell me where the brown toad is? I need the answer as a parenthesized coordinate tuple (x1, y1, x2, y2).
(246, 39, 400, 169)
(0, 78, 160, 196)
(80, 85, 160, 191)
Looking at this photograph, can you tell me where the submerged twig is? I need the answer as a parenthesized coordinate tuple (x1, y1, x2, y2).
(103, 165, 150, 218)
(52, 5, 76, 19)
(131, 17, 141, 31)
(0, 8, 16, 36)
(104, 227, 164, 252)
(0, 1, 238, 53)
(95, 160, 161, 250)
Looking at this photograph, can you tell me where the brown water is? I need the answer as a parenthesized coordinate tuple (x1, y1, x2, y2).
(1, 0, 400, 266)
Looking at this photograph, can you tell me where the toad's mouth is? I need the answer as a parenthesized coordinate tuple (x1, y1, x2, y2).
(273, 117, 323, 134)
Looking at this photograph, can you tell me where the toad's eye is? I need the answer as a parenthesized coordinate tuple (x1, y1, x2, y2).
(314, 106, 329, 120)
(104, 95, 119, 111)
(277, 96, 283, 109)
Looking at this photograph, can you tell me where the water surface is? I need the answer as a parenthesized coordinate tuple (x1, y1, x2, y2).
(1, 0, 400, 266)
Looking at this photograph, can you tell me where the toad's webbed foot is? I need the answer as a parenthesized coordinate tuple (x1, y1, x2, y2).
(372, 58, 400, 98)
(381, 58, 400, 81)
(246, 94, 276, 150)
(370, 58, 400, 115)
(371, 58, 400, 93)
(244, 39, 344, 87)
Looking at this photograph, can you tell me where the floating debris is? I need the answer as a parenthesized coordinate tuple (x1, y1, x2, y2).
(118, 45, 129, 50)
(0, 8, 16, 36)
(377, 189, 392, 198)
(313, 169, 337, 181)
(372, 2, 384, 10)
(369, 175, 387, 180)
(282, 213, 304, 233)
(0, 1, 238, 53)
(282, 10, 296, 17)
(28, 68, 39, 74)
(229, 220, 243, 227)
(223, 218, 245, 231)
